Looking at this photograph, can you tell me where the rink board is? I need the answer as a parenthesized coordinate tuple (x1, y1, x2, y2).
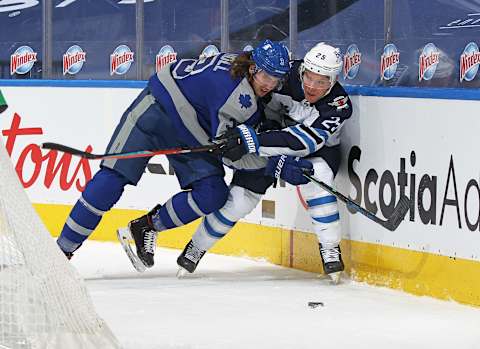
(1, 84, 480, 306)
(34, 202, 480, 306)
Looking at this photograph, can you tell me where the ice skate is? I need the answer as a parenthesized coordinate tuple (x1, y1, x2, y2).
(117, 227, 146, 272)
(118, 207, 160, 272)
(176, 239, 206, 278)
(64, 252, 74, 260)
(319, 243, 344, 284)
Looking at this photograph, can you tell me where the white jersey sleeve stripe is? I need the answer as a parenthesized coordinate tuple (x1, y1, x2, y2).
(287, 125, 317, 153)
(311, 127, 330, 141)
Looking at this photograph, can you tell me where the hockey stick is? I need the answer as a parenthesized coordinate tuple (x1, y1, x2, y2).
(41, 142, 222, 160)
(303, 171, 409, 232)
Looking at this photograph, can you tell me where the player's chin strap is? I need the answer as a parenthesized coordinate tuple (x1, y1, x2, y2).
(302, 170, 410, 232)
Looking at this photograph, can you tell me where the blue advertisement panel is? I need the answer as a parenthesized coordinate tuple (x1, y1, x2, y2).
(51, 0, 136, 79)
(143, 0, 221, 79)
(0, 1, 42, 79)
(0, 0, 479, 88)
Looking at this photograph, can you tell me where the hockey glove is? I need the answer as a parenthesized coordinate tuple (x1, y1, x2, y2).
(265, 155, 313, 186)
(217, 125, 259, 162)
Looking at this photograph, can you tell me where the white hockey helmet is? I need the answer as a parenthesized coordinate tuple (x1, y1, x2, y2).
(300, 42, 342, 85)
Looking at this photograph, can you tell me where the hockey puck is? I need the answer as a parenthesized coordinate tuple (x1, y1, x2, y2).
(307, 302, 324, 308)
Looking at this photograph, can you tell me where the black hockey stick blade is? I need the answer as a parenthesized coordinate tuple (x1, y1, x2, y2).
(41, 142, 222, 160)
(303, 171, 409, 232)
(379, 194, 410, 231)
(346, 195, 410, 231)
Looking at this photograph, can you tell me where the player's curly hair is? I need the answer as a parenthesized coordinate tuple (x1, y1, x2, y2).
(230, 52, 255, 79)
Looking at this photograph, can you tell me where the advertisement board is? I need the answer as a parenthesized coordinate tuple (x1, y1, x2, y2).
(336, 95, 480, 262)
(1, 85, 480, 264)
(3, 84, 480, 305)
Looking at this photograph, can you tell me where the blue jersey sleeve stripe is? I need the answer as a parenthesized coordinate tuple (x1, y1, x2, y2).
(298, 124, 326, 145)
(312, 128, 330, 141)
(307, 195, 337, 207)
(288, 125, 316, 153)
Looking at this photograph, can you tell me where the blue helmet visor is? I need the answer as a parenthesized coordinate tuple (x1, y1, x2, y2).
(253, 69, 282, 90)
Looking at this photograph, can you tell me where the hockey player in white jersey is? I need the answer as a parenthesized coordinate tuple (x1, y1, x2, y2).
(177, 43, 353, 283)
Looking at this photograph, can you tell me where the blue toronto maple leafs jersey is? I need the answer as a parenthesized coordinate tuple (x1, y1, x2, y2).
(148, 53, 262, 147)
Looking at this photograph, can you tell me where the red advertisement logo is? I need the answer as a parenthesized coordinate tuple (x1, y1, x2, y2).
(2, 113, 92, 192)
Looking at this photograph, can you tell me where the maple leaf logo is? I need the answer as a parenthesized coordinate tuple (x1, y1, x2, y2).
(239, 94, 252, 109)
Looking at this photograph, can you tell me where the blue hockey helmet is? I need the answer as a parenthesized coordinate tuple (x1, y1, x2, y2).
(251, 39, 290, 78)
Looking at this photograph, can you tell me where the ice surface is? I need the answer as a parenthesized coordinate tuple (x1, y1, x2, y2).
(71, 241, 480, 349)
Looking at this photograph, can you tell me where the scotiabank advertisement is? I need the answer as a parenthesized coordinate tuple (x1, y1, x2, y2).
(2, 86, 480, 262)
(336, 96, 480, 262)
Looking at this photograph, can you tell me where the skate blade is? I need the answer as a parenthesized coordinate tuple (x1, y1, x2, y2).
(328, 271, 342, 284)
(176, 267, 189, 279)
(117, 228, 146, 273)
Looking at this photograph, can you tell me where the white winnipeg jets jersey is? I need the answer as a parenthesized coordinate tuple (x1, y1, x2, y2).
(258, 60, 353, 158)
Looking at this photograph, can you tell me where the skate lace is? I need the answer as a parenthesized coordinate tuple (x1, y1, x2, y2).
(320, 246, 340, 263)
(185, 243, 204, 263)
(144, 230, 158, 255)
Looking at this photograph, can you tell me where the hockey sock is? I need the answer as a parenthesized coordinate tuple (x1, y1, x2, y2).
(57, 168, 129, 253)
(190, 185, 262, 251)
(192, 210, 236, 251)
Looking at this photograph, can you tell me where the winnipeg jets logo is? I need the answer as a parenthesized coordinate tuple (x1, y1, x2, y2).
(239, 94, 252, 109)
(328, 96, 349, 111)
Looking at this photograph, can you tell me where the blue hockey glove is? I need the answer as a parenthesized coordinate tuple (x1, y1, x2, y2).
(265, 155, 313, 186)
(217, 125, 259, 162)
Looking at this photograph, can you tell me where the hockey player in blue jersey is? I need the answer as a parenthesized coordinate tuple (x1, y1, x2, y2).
(176, 43, 353, 283)
(56, 40, 308, 269)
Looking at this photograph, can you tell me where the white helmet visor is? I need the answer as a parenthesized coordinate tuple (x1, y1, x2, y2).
(302, 71, 332, 90)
